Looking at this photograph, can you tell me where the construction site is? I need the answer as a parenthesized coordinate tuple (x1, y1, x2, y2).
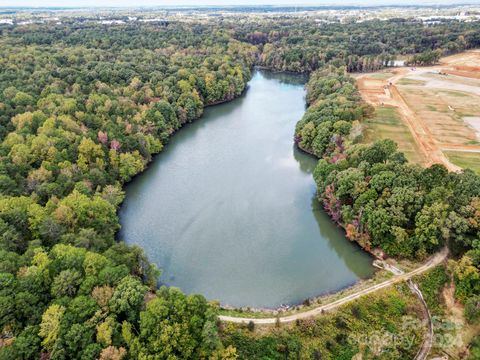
(356, 50, 480, 174)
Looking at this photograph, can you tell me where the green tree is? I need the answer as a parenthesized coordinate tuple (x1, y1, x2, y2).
(109, 275, 147, 322)
(51, 269, 82, 298)
(39, 304, 65, 350)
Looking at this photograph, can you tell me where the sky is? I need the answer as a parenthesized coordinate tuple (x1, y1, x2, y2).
(2, 0, 480, 8)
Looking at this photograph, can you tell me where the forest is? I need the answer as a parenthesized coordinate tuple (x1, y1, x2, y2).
(231, 18, 480, 72)
(0, 16, 479, 359)
(292, 65, 480, 359)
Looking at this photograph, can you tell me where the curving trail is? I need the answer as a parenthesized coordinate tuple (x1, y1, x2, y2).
(409, 279, 434, 360)
(218, 248, 448, 324)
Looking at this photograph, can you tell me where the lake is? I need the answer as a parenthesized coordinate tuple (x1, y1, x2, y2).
(119, 70, 374, 308)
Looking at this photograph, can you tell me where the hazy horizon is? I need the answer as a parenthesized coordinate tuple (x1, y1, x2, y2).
(2, 0, 480, 9)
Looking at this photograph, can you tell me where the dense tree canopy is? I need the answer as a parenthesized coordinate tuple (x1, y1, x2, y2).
(294, 65, 480, 260)
(230, 18, 480, 72)
(0, 14, 479, 359)
(0, 21, 256, 359)
(293, 64, 480, 359)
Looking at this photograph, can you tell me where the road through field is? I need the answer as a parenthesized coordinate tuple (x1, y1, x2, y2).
(356, 51, 480, 172)
(357, 69, 461, 171)
(388, 81, 461, 171)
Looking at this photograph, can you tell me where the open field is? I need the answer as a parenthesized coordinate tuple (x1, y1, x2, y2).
(445, 151, 480, 174)
(356, 50, 480, 172)
(397, 87, 480, 145)
(368, 72, 395, 80)
(362, 105, 426, 164)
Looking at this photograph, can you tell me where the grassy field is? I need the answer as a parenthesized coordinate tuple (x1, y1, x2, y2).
(445, 151, 480, 174)
(362, 105, 425, 164)
(368, 72, 395, 80)
(397, 86, 480, 145)
(397, 78, 426, 86)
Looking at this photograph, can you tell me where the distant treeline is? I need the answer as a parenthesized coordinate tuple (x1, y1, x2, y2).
(232, 18, 480, 72)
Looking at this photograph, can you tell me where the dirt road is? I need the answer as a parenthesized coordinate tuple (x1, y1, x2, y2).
(218, 248, 448, 324)
(409, 279, 434, 360)
(357, 69, 461, 171)
(356, 50, 480, 172)
(388, 82, 461, 171)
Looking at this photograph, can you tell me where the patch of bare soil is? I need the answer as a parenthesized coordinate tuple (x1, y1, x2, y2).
(441, 284, 480, 359)
(441, 50, 480, 79)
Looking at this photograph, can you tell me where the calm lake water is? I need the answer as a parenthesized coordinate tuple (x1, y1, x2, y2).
(119, 70, 374, 308)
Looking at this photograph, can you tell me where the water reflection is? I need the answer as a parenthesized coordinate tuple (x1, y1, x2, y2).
(120, 70, 373, 308)
(260, 69, 309, 86)
(310, 194, 373, 279)
(292, 144, 318, 174)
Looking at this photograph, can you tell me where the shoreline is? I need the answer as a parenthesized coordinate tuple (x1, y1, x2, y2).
(219, 248, 448, 323)
(217, 270, 388, 317)
(117, 69, 380, 314)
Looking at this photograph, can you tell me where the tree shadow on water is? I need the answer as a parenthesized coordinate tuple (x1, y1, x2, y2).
(309, 184, 374, 279)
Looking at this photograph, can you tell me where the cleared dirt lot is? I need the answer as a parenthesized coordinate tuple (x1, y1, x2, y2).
(355, 50, 480, 173)
(441, 51, 480, 79)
